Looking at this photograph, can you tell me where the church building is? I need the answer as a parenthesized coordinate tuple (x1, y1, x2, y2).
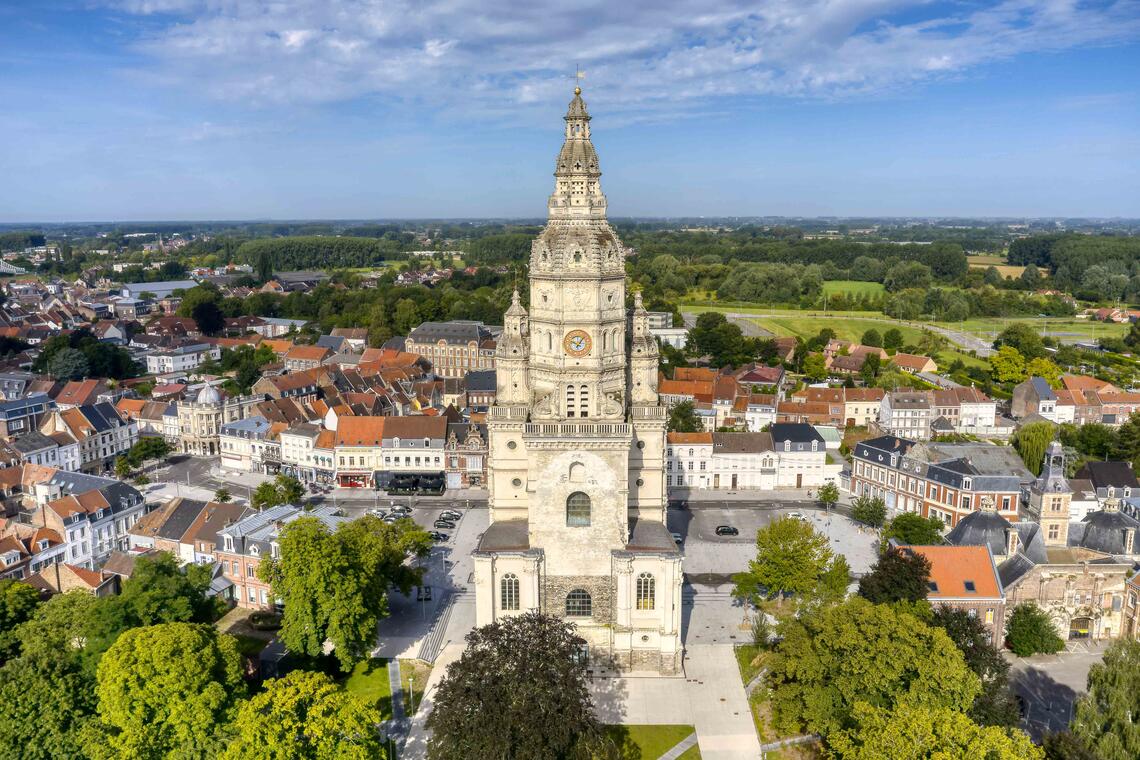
(473, 87, 682, 674)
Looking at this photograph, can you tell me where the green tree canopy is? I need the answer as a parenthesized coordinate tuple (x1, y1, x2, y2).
(860, 329, 882, 347)
(817, 482, 840, 510)
(1006, 603, 1064, 657)
(803, 353, 828, 382)
(251, 473, 306, 510)
(1070, 639, 1140, 760)
(0, 579, 40, 662)
(87, 623, 245, 760)
(686, 311, 757, 368)
(733, 517, 849, 607)
(828, 703, 1042, 760)
(224, 670, 385, 760)
(994, 323, 1046, 359)
(931, 606, 1020, 728)
(770, 598, 979, 739)
(0, 656, 96, 760)
(1012, 421, 1056, 476)
(48, 348, 90, 380)
(990, 345, 1027, 385)
(110, 552, 221, 628)
(260, 515, 432, 670)
(882, 512, 945, 545)
(851, 494, 887, 529)
(666, 400, 703, 433)
(882, 328, 904, 350)
(857, 548, 931, 604)
(427, 612, 605, 760)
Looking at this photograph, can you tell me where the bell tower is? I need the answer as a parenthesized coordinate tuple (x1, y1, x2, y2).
(1028, 439, 1073, 546)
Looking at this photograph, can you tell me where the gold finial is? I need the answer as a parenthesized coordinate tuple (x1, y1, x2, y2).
(574, 85, 581, 95)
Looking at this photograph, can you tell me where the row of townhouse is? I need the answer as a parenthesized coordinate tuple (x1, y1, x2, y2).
(0, 465, 147, 574)
(220, 412, 489, 490)
(851, 435, 1032, 526)
(878, 387, 1001, 440)
(665, 423, 836, 491)
(39, 402, 139, 474)
(404, 321, 498, 379)
(1013, 375, 1140, 426)
(778, 387, 885, 428)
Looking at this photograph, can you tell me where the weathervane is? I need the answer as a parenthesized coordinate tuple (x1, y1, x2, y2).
(573, 64, 585, 94)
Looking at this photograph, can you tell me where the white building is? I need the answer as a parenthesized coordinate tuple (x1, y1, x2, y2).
(476, 88, 681, 675)
(879, 391, 934, 441)
(666, 424, 833, 491)
(145, 342, 220, 374)
(39, 403, 138, 475)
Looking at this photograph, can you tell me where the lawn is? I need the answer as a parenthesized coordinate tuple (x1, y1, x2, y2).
(343, 657, 394, 721)
(967, 255, 1025, 278)
(601, 725, 700, 759)
(931, 316, 1128, 343)
(821, 280, 885, 298)
(745, 315, 928, 346)
(399, 659, 432, 716)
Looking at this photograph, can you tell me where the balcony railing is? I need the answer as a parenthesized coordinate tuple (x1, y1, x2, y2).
(524, 422, 630, 438)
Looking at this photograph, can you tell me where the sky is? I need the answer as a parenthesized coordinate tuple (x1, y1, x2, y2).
(1, 0, 1139, 222)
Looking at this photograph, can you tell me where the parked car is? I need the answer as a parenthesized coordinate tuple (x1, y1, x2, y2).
(428, 531, 449, 542)
(389, 506, 412, 516)
(439, 509, 461, 521)
(786, 511, 809, 521)
(670, 532, 684, 545)
(433, 519, 456, 530)
(715, 525, 739, 537)
(367, 508, 387, 518)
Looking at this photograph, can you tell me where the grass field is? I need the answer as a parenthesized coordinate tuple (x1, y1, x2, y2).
(399, 659, 432, 716)
(745, 315, 927, 346)
(931, 316, 1128, 342)
(821, 280, 885, 297)
(344, 657, 393, 721)
(967, 254, 1025, 278)
(601, 725, 700, 759)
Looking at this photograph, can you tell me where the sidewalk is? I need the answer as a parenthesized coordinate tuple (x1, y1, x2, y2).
(684, 644, 763, 759)
(673, 487, 852, 505)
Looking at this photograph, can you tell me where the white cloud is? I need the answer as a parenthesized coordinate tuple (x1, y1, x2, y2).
(109, 0, 1140, 120)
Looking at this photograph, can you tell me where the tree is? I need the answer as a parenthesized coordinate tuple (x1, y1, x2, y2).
(828, 703, 1042, 760)
(48, 347, 90, 380)
(394, 298, 421, 334)
(224, 670, 385, 760)
(1043, 731, 1099, 760)
(858, 548, 931, 604)
(931, 607, 1020, 728)
(0, 579, 39, 662)
(251, 473, 306, 510)
(427, 612, 605, 760)
(983, 266, 1005, 287)
(686, 311, 754, 367)
(213, 487, 232, 503)
(989, 345, 1027, 384)
(882, 328, 904, 350)
(803, 353, 828, 382)
(733, 517, 849, 607)
(860, 329, 882, 347)
(113, 456, 132, 480)
(86, 623, 245, 760)
(1020, 264, 1042, 289)
(883, 262, 933, 292)
(110, 552, 221, 628)
(666, 400, 703, 433)
(882, 512, 945, 546)
(1013, 421, 1056, 476)
(0, 656, 96, 760)
(1026, 357, 1063, 387)
(1006, 603, 1064, 657)
(15, 590, 112, 670)
(817, 482, 839, 511)
(851, 494, 887, 529)
(994, 323, 1046, 359)
(125, 437, 170, 466)
(260, 515, 431, 670)
(859, 353, 881, 386)
(769, 598, 980, 738)
(1070, 639, 1140, 760)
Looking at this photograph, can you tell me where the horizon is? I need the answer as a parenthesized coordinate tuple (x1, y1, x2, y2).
(2, 1, 1139, 222)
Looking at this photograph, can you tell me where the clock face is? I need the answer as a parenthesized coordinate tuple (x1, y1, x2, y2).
(563, 330, 592, 357)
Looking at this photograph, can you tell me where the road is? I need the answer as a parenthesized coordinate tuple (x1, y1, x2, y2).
(683, 310, 995, 356)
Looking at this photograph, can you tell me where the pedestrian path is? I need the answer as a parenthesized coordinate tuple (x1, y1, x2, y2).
(388, 659, 406, 728)
(684, 644, 762, 760)
(658, 732, 699, 760)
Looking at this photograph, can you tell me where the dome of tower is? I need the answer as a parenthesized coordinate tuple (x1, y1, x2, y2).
(196, 384, 222, 405)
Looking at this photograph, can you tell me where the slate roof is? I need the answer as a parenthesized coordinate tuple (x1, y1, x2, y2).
(465, 369, 496, 392)
(771, 423, 825, 450)
(407, 321, 495, 345)
(1075, 461, 1140, 490)
(1077, 508, 1140, 555)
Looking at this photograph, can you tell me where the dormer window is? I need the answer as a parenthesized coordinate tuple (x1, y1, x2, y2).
(963, 478, 972, 491)
(223, 536, 233, 552)
(37, 540, 49, 551)
(784, 441, 791, 452)
(249, 545, 260, 557)
(424, 438, 430, 447)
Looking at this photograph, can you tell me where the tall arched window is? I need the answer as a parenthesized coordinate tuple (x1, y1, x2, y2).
(579, 385, 589, 417)
(566, 588, 592, 617)
(566, 491, 591, 526)
(566, 385, 576, 418)
(547, 332, 552, 351)
(636, 573, 655, 610)
(500, 574, 519, 611)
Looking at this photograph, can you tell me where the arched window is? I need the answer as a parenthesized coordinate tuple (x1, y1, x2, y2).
(500, 574, 519, 611)
(547, 332, 552, 351)
(579, 385, 589, 417)
(636, 573, 655, 610)
(566, 491, 591, 526)
(566, 588, 592, 617)
(566, 385, 576, 418)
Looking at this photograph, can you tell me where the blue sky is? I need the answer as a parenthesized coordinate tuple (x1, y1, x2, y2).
(1, 0, 1138, 222)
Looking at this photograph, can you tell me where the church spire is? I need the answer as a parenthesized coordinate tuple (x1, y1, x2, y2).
(548, 86, 607, 220)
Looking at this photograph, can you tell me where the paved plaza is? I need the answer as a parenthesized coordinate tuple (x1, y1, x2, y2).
(1009, 642, 1107, 741)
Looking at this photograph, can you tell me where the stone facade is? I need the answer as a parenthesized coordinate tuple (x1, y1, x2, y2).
(475, 88, 681, 675)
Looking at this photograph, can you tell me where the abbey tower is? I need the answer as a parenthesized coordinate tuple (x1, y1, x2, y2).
(472, 87, 682, 674)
